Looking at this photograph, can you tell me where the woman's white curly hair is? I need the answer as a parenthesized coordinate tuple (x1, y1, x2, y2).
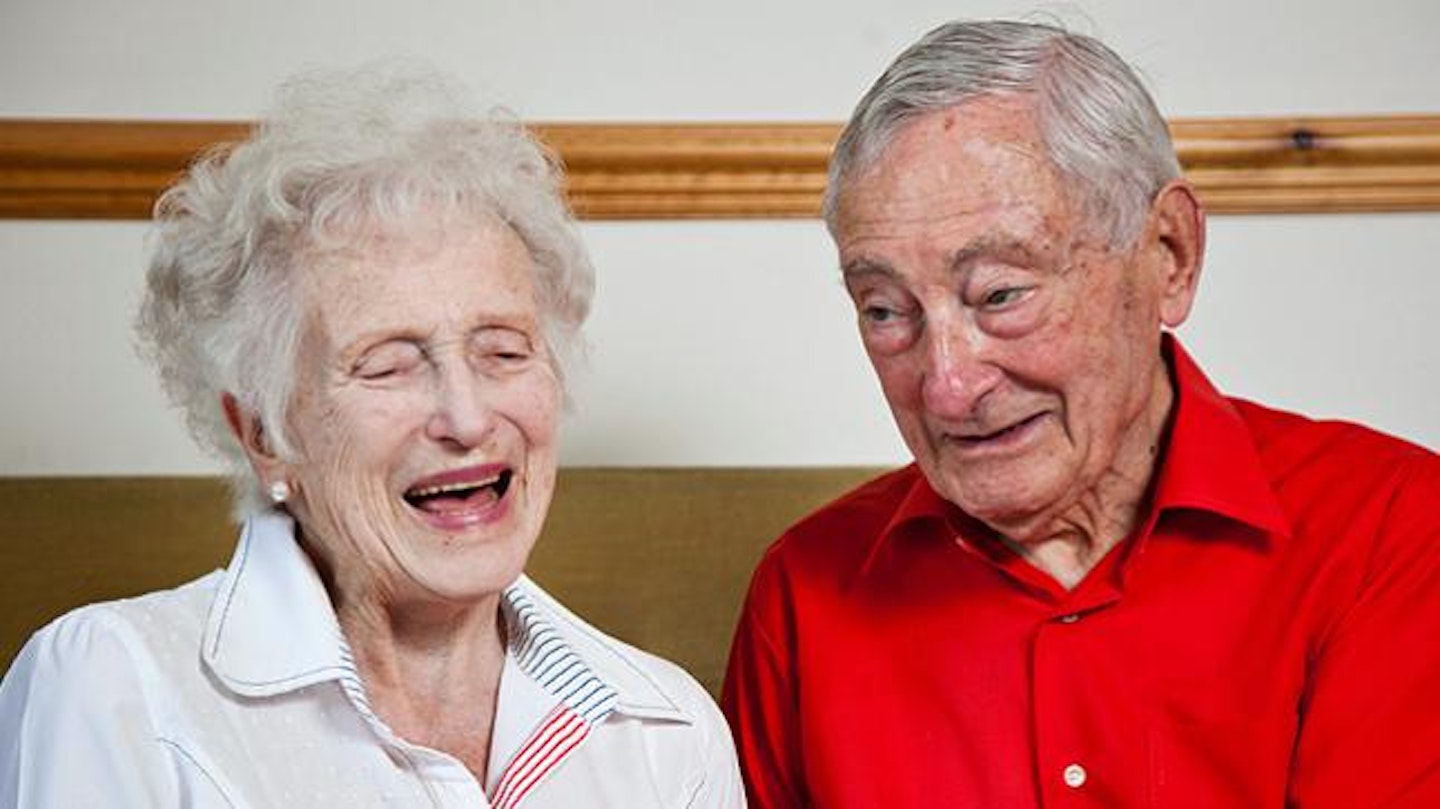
(136, 64, 594, 518)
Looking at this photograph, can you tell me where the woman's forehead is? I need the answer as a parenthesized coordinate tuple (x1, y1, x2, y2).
(299, 224, 535, 326)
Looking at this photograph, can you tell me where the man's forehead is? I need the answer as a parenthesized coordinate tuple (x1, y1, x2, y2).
(836, 108, 1055, 215)
(840, 233, 1054, 281)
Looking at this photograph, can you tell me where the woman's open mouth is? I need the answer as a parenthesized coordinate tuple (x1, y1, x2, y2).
(403, 466, 514, 526)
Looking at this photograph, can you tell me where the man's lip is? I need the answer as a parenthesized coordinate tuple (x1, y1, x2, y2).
(948, 411, 1048, 445)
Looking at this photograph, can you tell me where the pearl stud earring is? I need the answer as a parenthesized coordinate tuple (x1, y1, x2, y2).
(268, 480, 292, 504)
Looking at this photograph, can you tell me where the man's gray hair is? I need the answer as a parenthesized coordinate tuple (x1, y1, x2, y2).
(136, 64, 594, 517)
(823, 20, 1182, 246)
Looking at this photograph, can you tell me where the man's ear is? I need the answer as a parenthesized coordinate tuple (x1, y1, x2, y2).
(1145, 180, 1206, 328)
(222, 393, 287, 482)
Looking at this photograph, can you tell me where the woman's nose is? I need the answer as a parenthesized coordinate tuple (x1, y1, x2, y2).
(424, 365, 495, 449)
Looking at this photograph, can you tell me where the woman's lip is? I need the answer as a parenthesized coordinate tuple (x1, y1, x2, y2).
(401, 462, 517, 533)
(403, 473, 515, 531)
(405, 462, 511, 495)
(411, 494, 512, 531)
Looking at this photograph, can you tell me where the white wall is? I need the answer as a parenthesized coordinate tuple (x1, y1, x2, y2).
(2, 0, 1437, 475)
(4, 0, 1438, 118)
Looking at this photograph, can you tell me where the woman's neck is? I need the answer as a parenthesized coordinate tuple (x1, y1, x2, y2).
(339, 592, 508, 784)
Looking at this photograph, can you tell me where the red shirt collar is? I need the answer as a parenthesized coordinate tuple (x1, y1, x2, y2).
(867, 333, 1290, 571)
(1154, 334, 1290, 538)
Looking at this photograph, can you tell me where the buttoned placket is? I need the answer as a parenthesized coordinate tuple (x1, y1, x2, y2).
(1032, 604, 1110, 806)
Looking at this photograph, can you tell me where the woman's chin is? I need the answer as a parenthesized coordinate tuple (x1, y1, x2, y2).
(395, 555, 529, 609)
(390, 518, 538, 603)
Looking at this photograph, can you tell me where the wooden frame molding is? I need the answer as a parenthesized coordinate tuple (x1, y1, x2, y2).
(2, 116, 1438, 220)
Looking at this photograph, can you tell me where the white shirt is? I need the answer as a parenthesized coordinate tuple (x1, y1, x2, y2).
(0, 513, 744, 808)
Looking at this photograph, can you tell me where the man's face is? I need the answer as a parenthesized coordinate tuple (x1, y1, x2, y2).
(833, 97, 1188, 539)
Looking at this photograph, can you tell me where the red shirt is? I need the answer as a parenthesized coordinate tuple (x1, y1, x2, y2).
(722, 338, 1440, 808)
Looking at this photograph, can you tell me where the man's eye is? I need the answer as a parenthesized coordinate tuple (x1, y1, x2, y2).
(863, 305, 903, 324)
(982, 287, 1028, 308)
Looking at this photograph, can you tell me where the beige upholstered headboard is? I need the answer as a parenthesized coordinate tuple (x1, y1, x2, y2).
(0, 468, 879, 697)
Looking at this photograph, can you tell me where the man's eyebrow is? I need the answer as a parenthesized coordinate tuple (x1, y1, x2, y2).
(949, 235, 1043, 272)
(842, 236, 1045, 282)
(840, 257, 898, 282)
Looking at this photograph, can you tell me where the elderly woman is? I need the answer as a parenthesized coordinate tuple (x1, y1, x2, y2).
(0, 67, 742, 807)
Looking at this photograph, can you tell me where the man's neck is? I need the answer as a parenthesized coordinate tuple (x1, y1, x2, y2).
(997, 369, 1175, 590)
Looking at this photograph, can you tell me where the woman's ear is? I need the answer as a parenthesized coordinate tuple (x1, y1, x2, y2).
(1145, 180, 1206, 328)
(222, 393, 287, 482)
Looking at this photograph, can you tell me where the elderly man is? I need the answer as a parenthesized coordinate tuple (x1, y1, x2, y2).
(722, 19, 1440, 809)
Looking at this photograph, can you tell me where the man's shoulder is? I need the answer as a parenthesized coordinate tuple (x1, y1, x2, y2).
(766, 464, 924, 561)
(1232, 397, 1435, 477)
(1230, 397, 1439, 531)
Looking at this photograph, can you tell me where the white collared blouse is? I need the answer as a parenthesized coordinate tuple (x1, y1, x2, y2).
(0, 513, 744, 808)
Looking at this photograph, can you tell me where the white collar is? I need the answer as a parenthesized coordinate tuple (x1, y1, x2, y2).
(202, 512, 349, 695)
(202, 513, 695, 725)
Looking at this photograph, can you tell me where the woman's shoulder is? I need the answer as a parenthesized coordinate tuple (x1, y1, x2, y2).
(4, 571, 224, 694)
(0, 573, 231, 805)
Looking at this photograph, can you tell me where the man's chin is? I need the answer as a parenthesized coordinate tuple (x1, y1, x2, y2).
(930, 465, 1063, 529)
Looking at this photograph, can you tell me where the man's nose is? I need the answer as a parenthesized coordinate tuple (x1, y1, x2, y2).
(919, 322, 1002, 419)
(425, 364, 496, 449)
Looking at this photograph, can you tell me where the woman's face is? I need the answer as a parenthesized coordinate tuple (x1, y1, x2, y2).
(277, 218, 560, 613)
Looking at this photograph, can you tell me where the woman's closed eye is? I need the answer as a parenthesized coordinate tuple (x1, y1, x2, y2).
(352, 342, 425, 381)
(472, 328, 537, 367)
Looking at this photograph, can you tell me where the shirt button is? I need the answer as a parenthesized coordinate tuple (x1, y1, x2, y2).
(1063, 763, 1088, 788)
(1058, 613, 1081, 624)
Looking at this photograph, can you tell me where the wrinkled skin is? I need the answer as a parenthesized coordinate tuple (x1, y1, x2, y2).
(832, 96, 1204, 585)
(226, 215, 560, 774)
